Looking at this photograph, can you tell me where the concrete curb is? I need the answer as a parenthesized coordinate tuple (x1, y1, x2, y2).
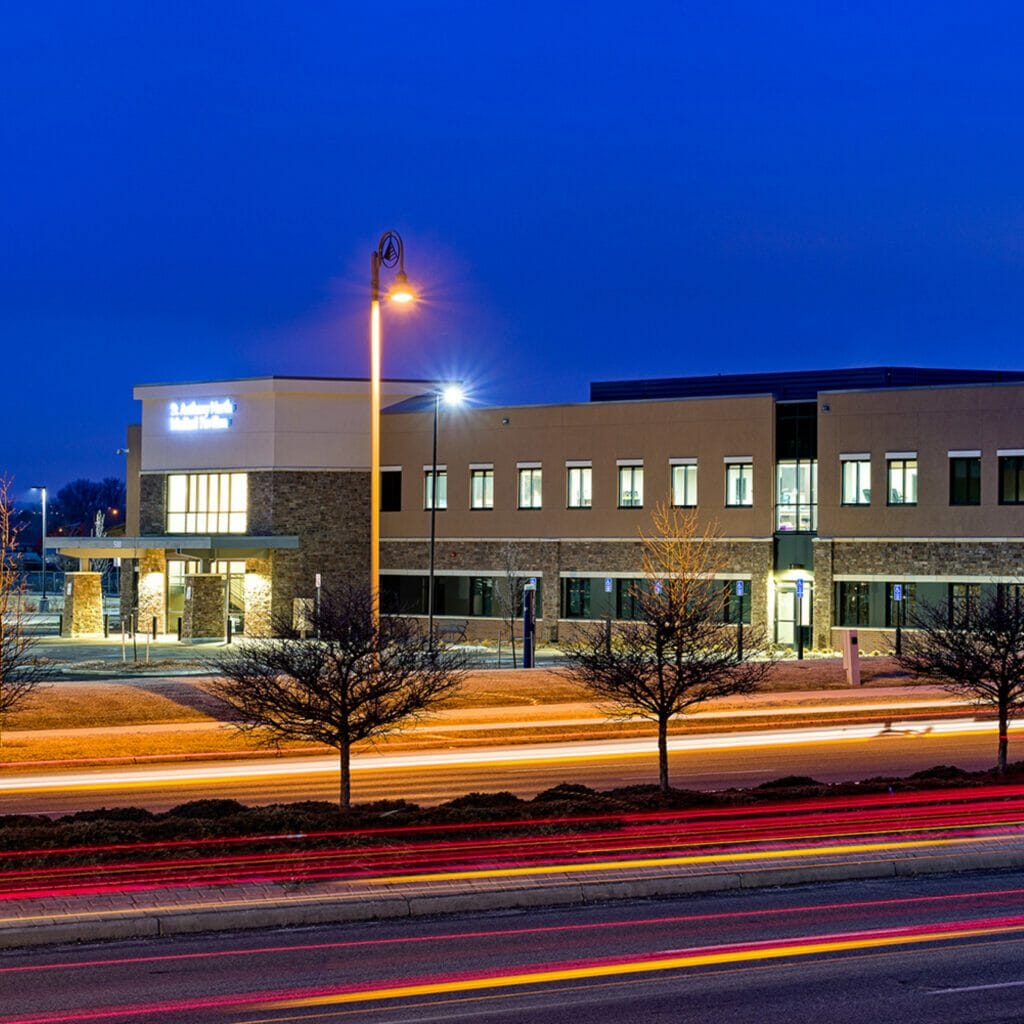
(4, 850, 1023, 950)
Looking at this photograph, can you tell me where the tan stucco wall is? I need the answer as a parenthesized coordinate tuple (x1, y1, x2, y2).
(381, 395, 775, 542)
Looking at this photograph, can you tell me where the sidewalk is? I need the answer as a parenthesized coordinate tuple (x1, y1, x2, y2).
(3, 812, 1021, 949)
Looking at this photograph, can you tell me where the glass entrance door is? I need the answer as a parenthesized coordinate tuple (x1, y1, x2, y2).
(775, 581, 812, 648)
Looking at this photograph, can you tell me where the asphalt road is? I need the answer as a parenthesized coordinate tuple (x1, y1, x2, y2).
(2, 717, 1009, 815)
(5, 872, 1024, 1023)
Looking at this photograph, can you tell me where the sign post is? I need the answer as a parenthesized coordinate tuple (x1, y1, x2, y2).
(893, 583, 903, 655)
(315, 572, 322, 639)
(795, 578, 805, 661)
(522, 580, 537, 669)
(735, 580, 745, 659)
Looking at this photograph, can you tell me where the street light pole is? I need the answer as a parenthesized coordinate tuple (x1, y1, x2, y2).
(31, 485, 48, 611)
(427, 385, 463, 654)
(428, 392, 439, 652)
(369, 231, 415, 633)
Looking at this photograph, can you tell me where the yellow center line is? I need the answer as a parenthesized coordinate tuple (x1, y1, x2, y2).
(261, 921, 1024, 1009)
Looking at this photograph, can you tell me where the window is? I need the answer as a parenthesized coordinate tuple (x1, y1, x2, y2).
(722, 580, 752, 624)
(567, 465, 592, 508)
(999, 583, 1024, 620)
(887, 456, 918, 505)
(949, 456, 981, 506)
(470, 577, 494, 616)
(562, 577, 591, 618)
(517, 467, 542, 509)
(424, 469, 447, 510)
(618, 464, 644, 508)
(999, 455, 1024, 504)
(949, 583, 981, 627)
(841, 457, 871, 505)
(775, 459, 817, 532)
(885, 582, 916, 627)
(671, 460, 697, 507)
(836, 582, 870, 626)
(725, 461, 753, 507)
(616, 578, 644, 620)
(381, 469, 401, 512)
(470, 468, 494, 509)
(166, 473, 247, 534)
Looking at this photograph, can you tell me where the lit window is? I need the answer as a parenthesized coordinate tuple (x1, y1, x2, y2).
(618, 464, 644, 508)
(424, 469, 447, 510)
(470, 468, 494, 509)
(841, 457, 871, 505)
(775, 459, 817, 531)
(671, 461, 697, 507)
(166, 473, 247, 533)
(518, 467, 542, 509)
(567, 465, 592, 508)
(725, 461, 753, 507)
(887, 456, 918, 505)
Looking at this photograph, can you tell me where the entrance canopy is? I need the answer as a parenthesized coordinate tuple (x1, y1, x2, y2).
(50, 535, 300, 560)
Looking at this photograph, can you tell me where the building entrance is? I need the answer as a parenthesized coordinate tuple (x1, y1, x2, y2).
(775, 580, 812, 649)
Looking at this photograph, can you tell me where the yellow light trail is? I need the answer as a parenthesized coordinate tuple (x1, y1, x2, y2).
(261, 919, 1024, 1009)
(371, 833, 1007, 884)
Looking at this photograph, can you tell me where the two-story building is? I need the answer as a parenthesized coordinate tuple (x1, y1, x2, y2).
(54, 366, 1024, 651)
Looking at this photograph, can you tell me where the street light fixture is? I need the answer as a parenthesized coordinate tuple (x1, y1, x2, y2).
(30, 485, 48, 611)
(428, 384, 465, 651)
(370, 231, 416, 630)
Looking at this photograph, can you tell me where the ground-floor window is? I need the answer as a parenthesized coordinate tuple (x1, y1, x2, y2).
(949, 583, 981, 627)
(721, 580, 752, 624)
(885, 582, 916, 627)
(562, 577, 592, 618)
(836, 582, 870, 626)
(380, 574, 542, 618)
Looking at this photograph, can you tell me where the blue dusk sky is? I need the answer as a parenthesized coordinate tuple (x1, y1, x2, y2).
(3, 2, 1024, 493)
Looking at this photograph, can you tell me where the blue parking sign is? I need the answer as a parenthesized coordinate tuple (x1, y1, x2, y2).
(735, 580, 744, 597)
(893, 584, 903, 602)
(795, 578, 804, 599)
(604, 577, 613, 593)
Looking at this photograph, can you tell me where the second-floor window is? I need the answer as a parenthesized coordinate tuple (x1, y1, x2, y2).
(567, 465, 592, 508)
(999, 454, 1024, 504)
(470, 467, 494, 509)
(518, 466, 542, 509)
(887, 455, 918, 505)
(166, 472, 247, 534)
(671, 460, 697, 507)
(618, 463, 644, 508)
(776, 459, 817, 532)
(841, 456, 871, 505)
(424, 468, 447, 510)
(725, 460, 753, 507)
(949, 454, 981, 506)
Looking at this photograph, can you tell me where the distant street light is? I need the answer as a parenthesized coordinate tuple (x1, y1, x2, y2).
(30, 485, 48, 611)
(428, 385, 465, 651)
(369, 231, 416, 631)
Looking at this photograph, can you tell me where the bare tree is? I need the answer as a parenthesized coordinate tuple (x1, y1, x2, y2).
(0, 476, 45, 746)
(564, 503, 773, 792)
(211, 584, 467, 812)
(495, 542, 528, 667)
(895, 589, 1024, 773)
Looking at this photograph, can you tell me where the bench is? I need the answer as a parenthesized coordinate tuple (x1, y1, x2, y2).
(437, 619, 468, 643)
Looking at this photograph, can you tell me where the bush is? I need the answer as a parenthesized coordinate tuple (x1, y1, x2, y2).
(164, 799, 248, 819)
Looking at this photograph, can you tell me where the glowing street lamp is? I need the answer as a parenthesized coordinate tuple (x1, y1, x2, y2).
(30, 485, 48, 611)
(370, 231, 416, 629)
(428, 384, 465, 651)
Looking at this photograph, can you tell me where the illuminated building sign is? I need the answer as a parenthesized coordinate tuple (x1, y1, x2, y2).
(169, 399, 236, 431)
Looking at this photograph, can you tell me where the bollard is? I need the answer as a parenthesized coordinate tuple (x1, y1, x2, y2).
(226, 617, 233, 644)
(104, 613, 109, 638)
(152, 615, 157, 641)
(57, 613, 63, 635)
(177, 616, 183, 641)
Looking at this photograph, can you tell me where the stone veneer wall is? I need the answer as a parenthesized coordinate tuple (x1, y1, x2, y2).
(831, 540, 1024, 578)
(244, 556, 273, 636)
(137, 549, 166, 634)
(380, 537, 774, 643)
(139, 474, 164, 535)
(812, 539, 835, 650)
(61, 572, 104, 637)
(249, 471, 371, 627)
(183, 573, 225, 640)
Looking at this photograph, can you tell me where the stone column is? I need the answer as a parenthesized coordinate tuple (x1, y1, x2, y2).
(812, 538, 835, 651)
(183, 573, 226, 642)
(749, 540, 774, 637)
(244, 557, 273, 637)
(137, 549, 166, 635)
(61, 572, 104, 637)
